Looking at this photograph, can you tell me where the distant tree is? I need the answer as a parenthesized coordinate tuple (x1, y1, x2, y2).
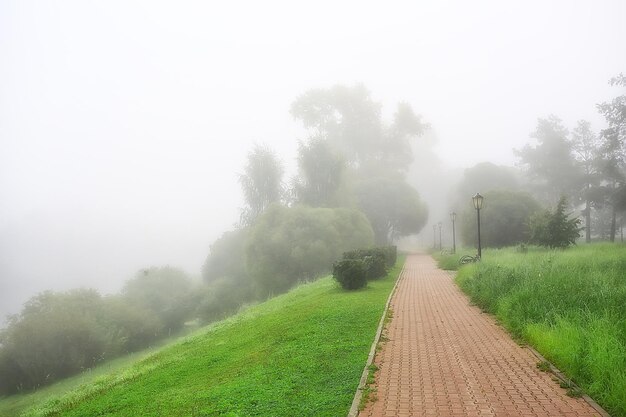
(239, 144, 284, 225)
(0, 290, 108, 392)
(455, 162, 520, 201)
(290, 84, 428, 173)
(459, 190, 542, 248)
(202, 228, 250, 284)
(196, 277, 254, 323)
(529, 196, 582, 248)
(515, 115, 581, 204)
(597, 74, 626, 241)
(292, 138, 346, 207)
(100, 296, 162, 353)
(122, 266, 196, 335)
(246, 204, 374, 296)
(355, 177, 428, 245)
(571, 120, 604, 242)
(199, 228, 255, 323)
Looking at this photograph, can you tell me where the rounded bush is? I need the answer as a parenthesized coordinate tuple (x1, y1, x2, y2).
(333, 259, 367, 290)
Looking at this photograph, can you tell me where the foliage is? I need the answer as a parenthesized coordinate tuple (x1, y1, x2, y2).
(0, 290, 109, 393)
(292, 138, 347, 207)
(246, 204, 374, 296)
(18, 261, 404, 417)
(455, 244, 626, 416)
(239, 144, 284, 225)
(0, 344, 165, 417)
(0, 274, 195, 396)
(529, 196, 582, 248)
(382, 246, 397, 268)
(201, 228, 249, 284)
(455, 162, 520, 197)
(333, 259, 367, 290)
(515, 115, 581, 204)
(342, 247, 389, 280)
(195, 277, 254, 323)
(596, 73, 626, 241)
(99, 296, 162, 353)
(122, 266, 197, 334)
(355, 176, 428, 244)
(291, 85, 427, 172)
(459, 190, 542, 248)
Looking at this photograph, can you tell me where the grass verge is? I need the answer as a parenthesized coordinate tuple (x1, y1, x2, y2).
(455, 243, 626, 416)
(12, 257, 404, 417)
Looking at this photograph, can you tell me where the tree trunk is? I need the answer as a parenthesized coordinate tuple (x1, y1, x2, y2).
(585, 199, 591, 243)
(610, 205, 617, 242)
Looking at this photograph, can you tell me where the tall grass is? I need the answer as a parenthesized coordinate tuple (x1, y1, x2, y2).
(455, 243, 626, 416)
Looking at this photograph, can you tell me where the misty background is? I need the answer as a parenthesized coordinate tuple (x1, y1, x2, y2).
(2, 0, 625, 323)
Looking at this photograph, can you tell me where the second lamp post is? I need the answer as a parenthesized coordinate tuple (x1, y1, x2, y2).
(472, 193, 484, 259)
(450, 212, 456, 254)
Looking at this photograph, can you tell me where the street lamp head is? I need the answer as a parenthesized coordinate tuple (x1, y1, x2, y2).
(450, 212, 456, 221)
(472, 193, 484, 210)
(438, 221, 442, 229)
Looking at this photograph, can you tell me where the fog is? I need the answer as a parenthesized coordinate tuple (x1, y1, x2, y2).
(1, 0, 625, 322)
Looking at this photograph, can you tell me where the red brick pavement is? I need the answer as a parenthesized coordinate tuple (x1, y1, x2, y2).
(359, 254, 604, 417)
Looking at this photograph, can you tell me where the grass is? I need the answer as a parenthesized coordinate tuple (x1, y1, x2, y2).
(9, 257, 404, 417)
(432, 248, 480, 271)
(0, 347, 162, 417)
(454, 243, 626, 416)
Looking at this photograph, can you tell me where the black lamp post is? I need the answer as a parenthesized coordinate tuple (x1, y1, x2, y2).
(472, 193, 484, 259)
(450, 212, 457, 254)
(432, 224, 437, 249)
(438, 221, 442, 250)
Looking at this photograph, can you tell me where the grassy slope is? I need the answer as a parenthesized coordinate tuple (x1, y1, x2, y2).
(0, 348, 163, 417)
(453, 244, 626, 416)
(16, 258, 403, 417)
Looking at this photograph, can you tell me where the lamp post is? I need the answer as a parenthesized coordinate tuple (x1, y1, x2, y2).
(472, 193, 484, 259)
(450, 212, 457, 254)
(438, 222, 442, 250)
(432, 224, 437, 249)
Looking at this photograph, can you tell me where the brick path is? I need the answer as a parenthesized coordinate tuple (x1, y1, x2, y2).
(359, 254, 603, 417)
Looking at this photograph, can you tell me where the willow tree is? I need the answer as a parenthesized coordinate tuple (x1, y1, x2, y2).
(239, 144, 284, 226)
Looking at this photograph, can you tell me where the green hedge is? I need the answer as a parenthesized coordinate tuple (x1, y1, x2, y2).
(335, 246, 396, 289)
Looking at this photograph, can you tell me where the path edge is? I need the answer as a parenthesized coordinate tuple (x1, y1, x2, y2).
(346, 258, 405, 417)
(526, 346, 611, 417)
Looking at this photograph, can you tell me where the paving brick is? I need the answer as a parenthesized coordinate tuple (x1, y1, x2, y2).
(359, 254, 600, 417)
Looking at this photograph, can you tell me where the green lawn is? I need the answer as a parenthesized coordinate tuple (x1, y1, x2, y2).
(11, 258, 402, 417)
(454, 243, 626, 417)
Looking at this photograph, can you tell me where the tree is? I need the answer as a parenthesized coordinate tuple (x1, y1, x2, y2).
(290, 84, 428, 173)
(454, 162, 520, 208)
(239, 144, 284, 225)
(597, 74, 626, 241)
(292, 138, 346, 207)
(122, 267, 196, 335)
(529, 196, 582, 248)
(0, 290, 109, 392)
(571, 120, 604, 242)
(515, 115, 581, 204)
(355, 177, 428, 245)
(459, 190, 542, 248)
(202, 228, 250, 284)
(245, 204, 374, 296)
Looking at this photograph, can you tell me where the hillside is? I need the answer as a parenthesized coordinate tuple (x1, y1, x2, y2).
(13, 259, 402, 417)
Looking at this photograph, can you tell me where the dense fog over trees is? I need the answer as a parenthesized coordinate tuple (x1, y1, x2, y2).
(1, 0, 626, 326)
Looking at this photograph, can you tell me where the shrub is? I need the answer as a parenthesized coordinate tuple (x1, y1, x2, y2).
(333, 259, 367, 290)
(529, 196, 582, 248)
(343, 247, 389, 280)
(246, 205, 374, 296)
(383, 246, 397, 268)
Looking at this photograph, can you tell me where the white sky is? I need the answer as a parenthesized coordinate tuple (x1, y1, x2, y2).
(1, 0, 625, 321)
